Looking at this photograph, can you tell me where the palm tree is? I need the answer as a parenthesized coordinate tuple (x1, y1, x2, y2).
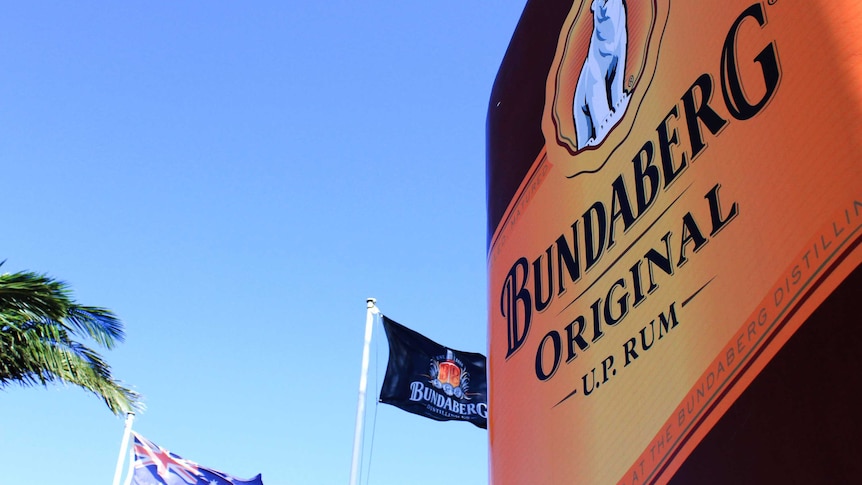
(0, 267, 141, 415)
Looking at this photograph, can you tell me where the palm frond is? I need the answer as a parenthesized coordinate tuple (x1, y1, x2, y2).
(0, 268, 142, 415)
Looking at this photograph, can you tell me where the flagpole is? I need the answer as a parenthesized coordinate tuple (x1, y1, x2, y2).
(122, 449, 135, 485)
(112, 411, 135, 485)
(349, 298, 378, 485)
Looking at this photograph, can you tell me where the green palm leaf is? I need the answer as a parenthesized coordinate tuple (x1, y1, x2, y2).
(0, 268, 142, 415)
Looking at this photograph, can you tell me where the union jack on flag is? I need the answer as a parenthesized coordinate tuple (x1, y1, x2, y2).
(131, 433, 263, 485)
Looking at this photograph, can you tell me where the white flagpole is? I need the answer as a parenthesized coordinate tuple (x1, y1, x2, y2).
(349, 298, 378, 485)
(112, 412, 135, 485)
(122, 448, 136, 485)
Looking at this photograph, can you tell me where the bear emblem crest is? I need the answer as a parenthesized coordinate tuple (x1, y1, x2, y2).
(544, 0, 670, 177)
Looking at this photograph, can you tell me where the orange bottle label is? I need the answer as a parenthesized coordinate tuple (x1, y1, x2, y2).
(487, 1, 862, 483)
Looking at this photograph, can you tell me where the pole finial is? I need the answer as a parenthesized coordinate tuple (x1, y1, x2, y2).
(366, 297, 376, 308)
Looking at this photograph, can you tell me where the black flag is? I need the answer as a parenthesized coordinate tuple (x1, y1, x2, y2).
(379, 315, 488, 429)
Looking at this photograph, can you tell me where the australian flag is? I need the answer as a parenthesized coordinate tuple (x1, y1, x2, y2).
(379, 315, 488, 429)
(131, 433, 263, 485)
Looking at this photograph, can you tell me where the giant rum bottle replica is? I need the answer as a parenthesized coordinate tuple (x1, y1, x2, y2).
(486, 0, 862, 483)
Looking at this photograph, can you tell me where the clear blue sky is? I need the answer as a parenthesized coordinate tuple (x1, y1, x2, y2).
(0, 2, 526, 484)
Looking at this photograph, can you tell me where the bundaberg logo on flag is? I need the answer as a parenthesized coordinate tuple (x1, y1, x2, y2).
(379, 316, 488, 429)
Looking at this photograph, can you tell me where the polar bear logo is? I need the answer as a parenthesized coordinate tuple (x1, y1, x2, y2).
(573, 0, 630, 150)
